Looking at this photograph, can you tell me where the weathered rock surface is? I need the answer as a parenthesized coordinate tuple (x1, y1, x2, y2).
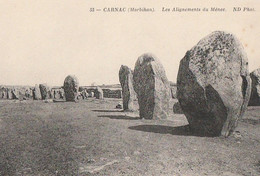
(33, 84, 42, 100)
(39, 84, 49, 100)
(249, 68, 260, 106)
(63, 75, 79, 102)
(119, 65, 137, 111)
(95, 87, 104, 99)
(173, 101, 183, 114)
(177, 31, 251, 137)
(133, 53, 171, 119)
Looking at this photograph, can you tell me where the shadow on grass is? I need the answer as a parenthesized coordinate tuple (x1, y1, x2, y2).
(52, 99, 66, 103)
(128, 125, 216, 137)
(0, 115, 79, 175)
(98, 115, 140, 120)
(92, 109, 123, 113)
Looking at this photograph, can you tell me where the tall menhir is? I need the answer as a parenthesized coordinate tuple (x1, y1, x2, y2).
(119, 65, 137, 111)
(177, 31, 251, 137)
(133, 53, 171, 119)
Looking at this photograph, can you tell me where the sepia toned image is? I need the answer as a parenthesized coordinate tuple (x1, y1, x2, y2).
(0, 0, 259, 175)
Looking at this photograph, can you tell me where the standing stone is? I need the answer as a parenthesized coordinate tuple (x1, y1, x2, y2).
(119, 65, 137, 111)
(63, 75, 79, 102)
(82, 89, 89, 99)
(0, 88, 3, 99)
(95, 87, 104, 99)
(39, 84, 49, 100)
(169, 82, 177, 99)
(51, 89, 56, 99)
(47, 89, 52, 99)
(53, 90, 60, 99)
(59, 89, 65, 99)
(7, 88, 13, 99)
(90, 92, 94, 98)
(33, 84, 42, 100)
(12, 89, 19, 99)
(133, 53, 171, 119)
(177, 31, 251, 137)
(24, 89, 30, 98)
(3, 89, 7, 99)
(85, 91, 89, 98)
(19, 91, 27, 100)
(248, 68, 260, 106)
(29, 88, 34, 99)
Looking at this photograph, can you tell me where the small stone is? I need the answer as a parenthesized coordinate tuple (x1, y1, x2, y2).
(116, 104, 122, 109)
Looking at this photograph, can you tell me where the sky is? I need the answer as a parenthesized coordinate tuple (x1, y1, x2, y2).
(0, 0, 259, 86)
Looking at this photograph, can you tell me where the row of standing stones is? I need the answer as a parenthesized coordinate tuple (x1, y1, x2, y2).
(17, 75, 103, 101)
(62, 75, 104, 102)
(119, 31, 260, 137)
(4, 30, 258, 137)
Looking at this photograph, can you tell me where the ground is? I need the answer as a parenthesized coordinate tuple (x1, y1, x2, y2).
(0, 99, 259, 176)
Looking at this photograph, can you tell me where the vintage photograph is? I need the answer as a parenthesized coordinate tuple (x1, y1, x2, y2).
(0, 0, 259, 175)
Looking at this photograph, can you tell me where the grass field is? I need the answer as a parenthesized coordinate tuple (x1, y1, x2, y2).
(0, 99, 259, 176)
